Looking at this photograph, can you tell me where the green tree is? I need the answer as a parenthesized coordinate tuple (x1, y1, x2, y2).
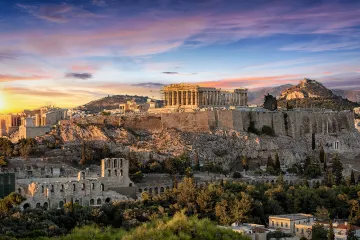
(231, 192, 253, 224)
(274, 153, 281, 172)
(315, 206, 330, 221)
(328, 221, 335, 240)
(312, 223, 328, 240)
(319, 146, 325, 163)
(332, 155, 343, 185)
(267, 155, 274, 168)
(241, 156, 249, 171)
(350, 170, 356, 185)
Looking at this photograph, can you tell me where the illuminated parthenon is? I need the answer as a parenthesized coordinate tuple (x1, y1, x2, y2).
(162, 83, 248, 108)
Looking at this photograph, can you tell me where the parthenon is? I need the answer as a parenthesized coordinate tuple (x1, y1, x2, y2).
(162, 83, 248, 108)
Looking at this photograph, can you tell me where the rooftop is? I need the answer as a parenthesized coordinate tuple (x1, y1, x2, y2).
(269, 213, 314, 221)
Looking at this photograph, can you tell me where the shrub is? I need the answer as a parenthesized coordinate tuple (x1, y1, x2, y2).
(232, 171, 242, 178)
(261, 125, 275, 136)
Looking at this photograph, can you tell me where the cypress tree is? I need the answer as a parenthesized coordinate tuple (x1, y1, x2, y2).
(274, 153, 281, 172)
(319, 146, 325, 163)
(350, 170, 356, 185)
(332, 155, 343, 185)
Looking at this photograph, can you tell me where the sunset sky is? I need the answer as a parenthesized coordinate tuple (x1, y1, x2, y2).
(0, 0, 360, 112)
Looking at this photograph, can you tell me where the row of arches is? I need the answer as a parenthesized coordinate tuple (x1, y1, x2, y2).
(107, 169, 123, 177)
(138, 186, 171, 195)
(38, 182, 105, 195)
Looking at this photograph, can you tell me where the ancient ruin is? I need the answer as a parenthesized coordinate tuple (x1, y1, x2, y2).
(17, 158, 134, 209)
(162, 83, 248, 109)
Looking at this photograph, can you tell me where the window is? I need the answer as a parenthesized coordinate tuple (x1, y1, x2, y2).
(277, 222, 279, 227)
(108, 169, 111, 177)
(120, 169, 123, 176)
(41, 186, 45, 193)
(297, 228, 299, 232)
(281, 222, 283, 227)
(60, 184, 64, 192)
(334, 141, 340, 150)
(100, 183, 104, 191)
(301, 229, 304, 234)
(285, 223, 288, 228)
(51, 185, 54, 192)
(91, 183, 95, 190)
(73, 184, 76, 191)
(81, 183, 85, 190)
(115, 170, 118, 176)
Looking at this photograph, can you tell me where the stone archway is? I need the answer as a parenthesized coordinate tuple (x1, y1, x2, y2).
(105, 197, 111, 203)
(59, 201, 64, 208)
(97, 198, 102, 205)
(23, 203, 30, 209)
(36, 203, 41, 208)
(43, 202, 49, 209)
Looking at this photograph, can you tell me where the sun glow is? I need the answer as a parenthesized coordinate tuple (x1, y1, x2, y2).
(0, 92, 7, 112)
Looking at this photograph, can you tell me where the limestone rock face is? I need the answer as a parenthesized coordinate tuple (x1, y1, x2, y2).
(44, 117, 360, 169)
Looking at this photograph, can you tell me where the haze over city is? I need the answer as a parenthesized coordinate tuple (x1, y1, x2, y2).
(0, 0, 360, 112)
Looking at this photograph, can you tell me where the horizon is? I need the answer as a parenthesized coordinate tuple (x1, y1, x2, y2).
(1, 0, 360, 112)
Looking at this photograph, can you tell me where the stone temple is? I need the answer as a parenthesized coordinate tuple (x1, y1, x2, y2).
(162, 83, 248, 109)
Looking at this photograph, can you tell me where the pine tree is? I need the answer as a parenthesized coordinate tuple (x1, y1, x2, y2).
(350, 170, 356, 185)
(332, 155, 343, 185)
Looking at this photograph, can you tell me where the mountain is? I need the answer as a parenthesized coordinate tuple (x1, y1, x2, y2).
(78, 95, 149, 112)
(331, 89, 360, 103)
(278, 78, 360, 110)
(248, 84, 293, 105)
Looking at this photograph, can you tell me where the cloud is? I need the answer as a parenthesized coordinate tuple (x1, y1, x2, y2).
(16, 3, 98, 23)
(0, 52, 16, 61)
(0, 74, 49, 82)
(65, 72, 92, 79)
(91, 0, 107, 7)
(6, 87, 71, 97)
(162, 72, 197, 75)
(132, 82, 165, 88)
(198, 74, 303, 89)
(162, 72, 179, 74)
(280, 41, 360, 52)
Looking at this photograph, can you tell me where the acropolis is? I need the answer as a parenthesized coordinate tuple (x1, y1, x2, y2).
(162, 83, 248, 109)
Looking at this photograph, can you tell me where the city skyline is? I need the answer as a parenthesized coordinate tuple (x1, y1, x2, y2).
(1, 0, 360, 112)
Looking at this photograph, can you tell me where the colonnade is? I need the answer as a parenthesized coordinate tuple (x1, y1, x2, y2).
(164, 90, 247, 107)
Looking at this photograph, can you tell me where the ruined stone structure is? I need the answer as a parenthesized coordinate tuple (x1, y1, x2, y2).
(0, 113, 23, 136)
(162, 83, 248, 109)
(17, 158, 134, 209)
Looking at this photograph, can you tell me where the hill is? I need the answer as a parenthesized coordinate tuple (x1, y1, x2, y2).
(278, 78, 360, 110)
(331, 89, 360, 103)
(79, 95, 149, 112)
(248, 84, 293, 105)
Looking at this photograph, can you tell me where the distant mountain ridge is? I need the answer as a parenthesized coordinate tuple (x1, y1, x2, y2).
(248, 84, 293, 105)
(79, 95, 149, 112)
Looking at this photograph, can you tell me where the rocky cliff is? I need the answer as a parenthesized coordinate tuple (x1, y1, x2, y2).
(278, 78, 359, 110)
(38, 110, 360, 169)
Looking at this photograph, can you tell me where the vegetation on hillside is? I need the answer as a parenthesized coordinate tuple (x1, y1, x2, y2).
(2, 175, 360, 239)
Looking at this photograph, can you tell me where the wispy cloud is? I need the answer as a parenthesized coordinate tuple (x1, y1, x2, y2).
(65, 72, 92, 79)
(16, 3, 98, 23)
(132, 82, 165, 88)
(162, 72, 197, 75)
(280, 41, 360, 52)
(91, 0, 107, 7)
(0, 74, 49, 82)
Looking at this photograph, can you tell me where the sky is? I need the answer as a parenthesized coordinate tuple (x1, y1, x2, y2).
(0, 0, 360, 112)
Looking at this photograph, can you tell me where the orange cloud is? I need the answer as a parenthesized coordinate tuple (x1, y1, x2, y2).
(0, 74, 50, 82)
(197, 74, 302, 89)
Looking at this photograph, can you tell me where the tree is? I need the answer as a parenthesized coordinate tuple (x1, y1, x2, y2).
(350, 170, 356, 185)
(319, 146, 325, 163)
(328, 221, 335, 240)
(274, 153, 281, 172)
(312, 223, 328, 240)
(312, 133, 316, 150)
(332, 155, 343, 185)
(315, 206, 330, 221)
(263, 93, 278, 111)
(241, 156, 249, 171)
(267, 155, 274, 168)
(215, 199, 231, 225)
(0, 156, 8, 166)
(231, 192, 253, 224)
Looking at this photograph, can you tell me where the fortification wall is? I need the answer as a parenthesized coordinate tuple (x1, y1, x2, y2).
(161, 112, 213, 132)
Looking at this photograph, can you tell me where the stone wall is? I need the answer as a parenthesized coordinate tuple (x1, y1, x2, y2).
(19, 126, 51, 139)
(59, 109, 355, 139)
